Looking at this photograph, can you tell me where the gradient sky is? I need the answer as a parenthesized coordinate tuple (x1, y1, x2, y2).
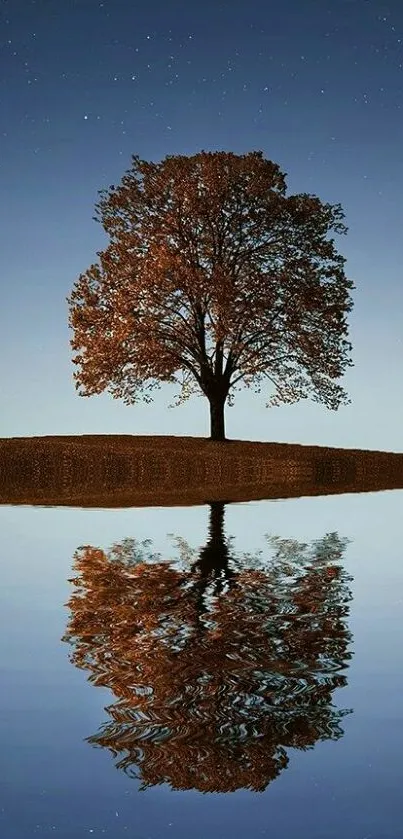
(2, 0, 403, 450)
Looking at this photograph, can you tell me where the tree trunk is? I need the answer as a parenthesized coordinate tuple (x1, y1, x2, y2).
(209, 394, 226, 441)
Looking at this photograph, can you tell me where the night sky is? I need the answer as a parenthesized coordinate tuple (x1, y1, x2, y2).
(2, 0, 403, 449)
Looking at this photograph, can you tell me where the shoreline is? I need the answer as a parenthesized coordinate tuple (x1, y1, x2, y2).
(1, 434, 403, 507)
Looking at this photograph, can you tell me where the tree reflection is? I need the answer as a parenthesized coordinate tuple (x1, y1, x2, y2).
(62, 502, 353, 793)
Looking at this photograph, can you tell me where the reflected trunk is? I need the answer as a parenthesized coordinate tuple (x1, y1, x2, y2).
(191, 502, 236, 617)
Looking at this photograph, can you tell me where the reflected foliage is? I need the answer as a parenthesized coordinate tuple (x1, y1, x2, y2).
(63, 503, 353, 793)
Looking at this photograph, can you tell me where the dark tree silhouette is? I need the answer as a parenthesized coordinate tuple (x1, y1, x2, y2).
(63, 504, 353, 793)
(67, 150, 354, 440)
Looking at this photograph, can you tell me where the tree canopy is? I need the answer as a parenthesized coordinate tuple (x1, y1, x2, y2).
(63, 504, 353, 793)
(67, 150, 354, 439)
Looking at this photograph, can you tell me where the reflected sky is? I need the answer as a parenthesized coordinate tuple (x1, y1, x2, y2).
(1, 491, 403, 837)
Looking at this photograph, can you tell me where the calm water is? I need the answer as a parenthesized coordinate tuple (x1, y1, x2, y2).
(1, 489, 403, 838)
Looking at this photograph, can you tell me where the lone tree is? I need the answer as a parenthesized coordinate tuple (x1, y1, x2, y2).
(67, 150, 354, 440)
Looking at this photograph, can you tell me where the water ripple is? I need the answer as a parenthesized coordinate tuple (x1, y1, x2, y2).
(63, 512, 354, 793)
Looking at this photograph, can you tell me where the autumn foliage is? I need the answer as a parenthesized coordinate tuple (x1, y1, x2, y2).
(67, 150, 354, 439)
(63, 505, 353, 792)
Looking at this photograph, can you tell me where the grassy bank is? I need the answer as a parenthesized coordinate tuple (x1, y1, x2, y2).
(1, 434, 403, 507)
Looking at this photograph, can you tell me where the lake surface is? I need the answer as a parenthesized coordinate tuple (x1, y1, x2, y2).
(1, 489, 402, 838)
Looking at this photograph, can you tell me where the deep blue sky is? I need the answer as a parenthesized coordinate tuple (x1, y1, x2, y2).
(2, 0, 403, 449)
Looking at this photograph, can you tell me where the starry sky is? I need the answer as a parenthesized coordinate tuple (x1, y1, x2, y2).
(1, 0, 403, 450)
